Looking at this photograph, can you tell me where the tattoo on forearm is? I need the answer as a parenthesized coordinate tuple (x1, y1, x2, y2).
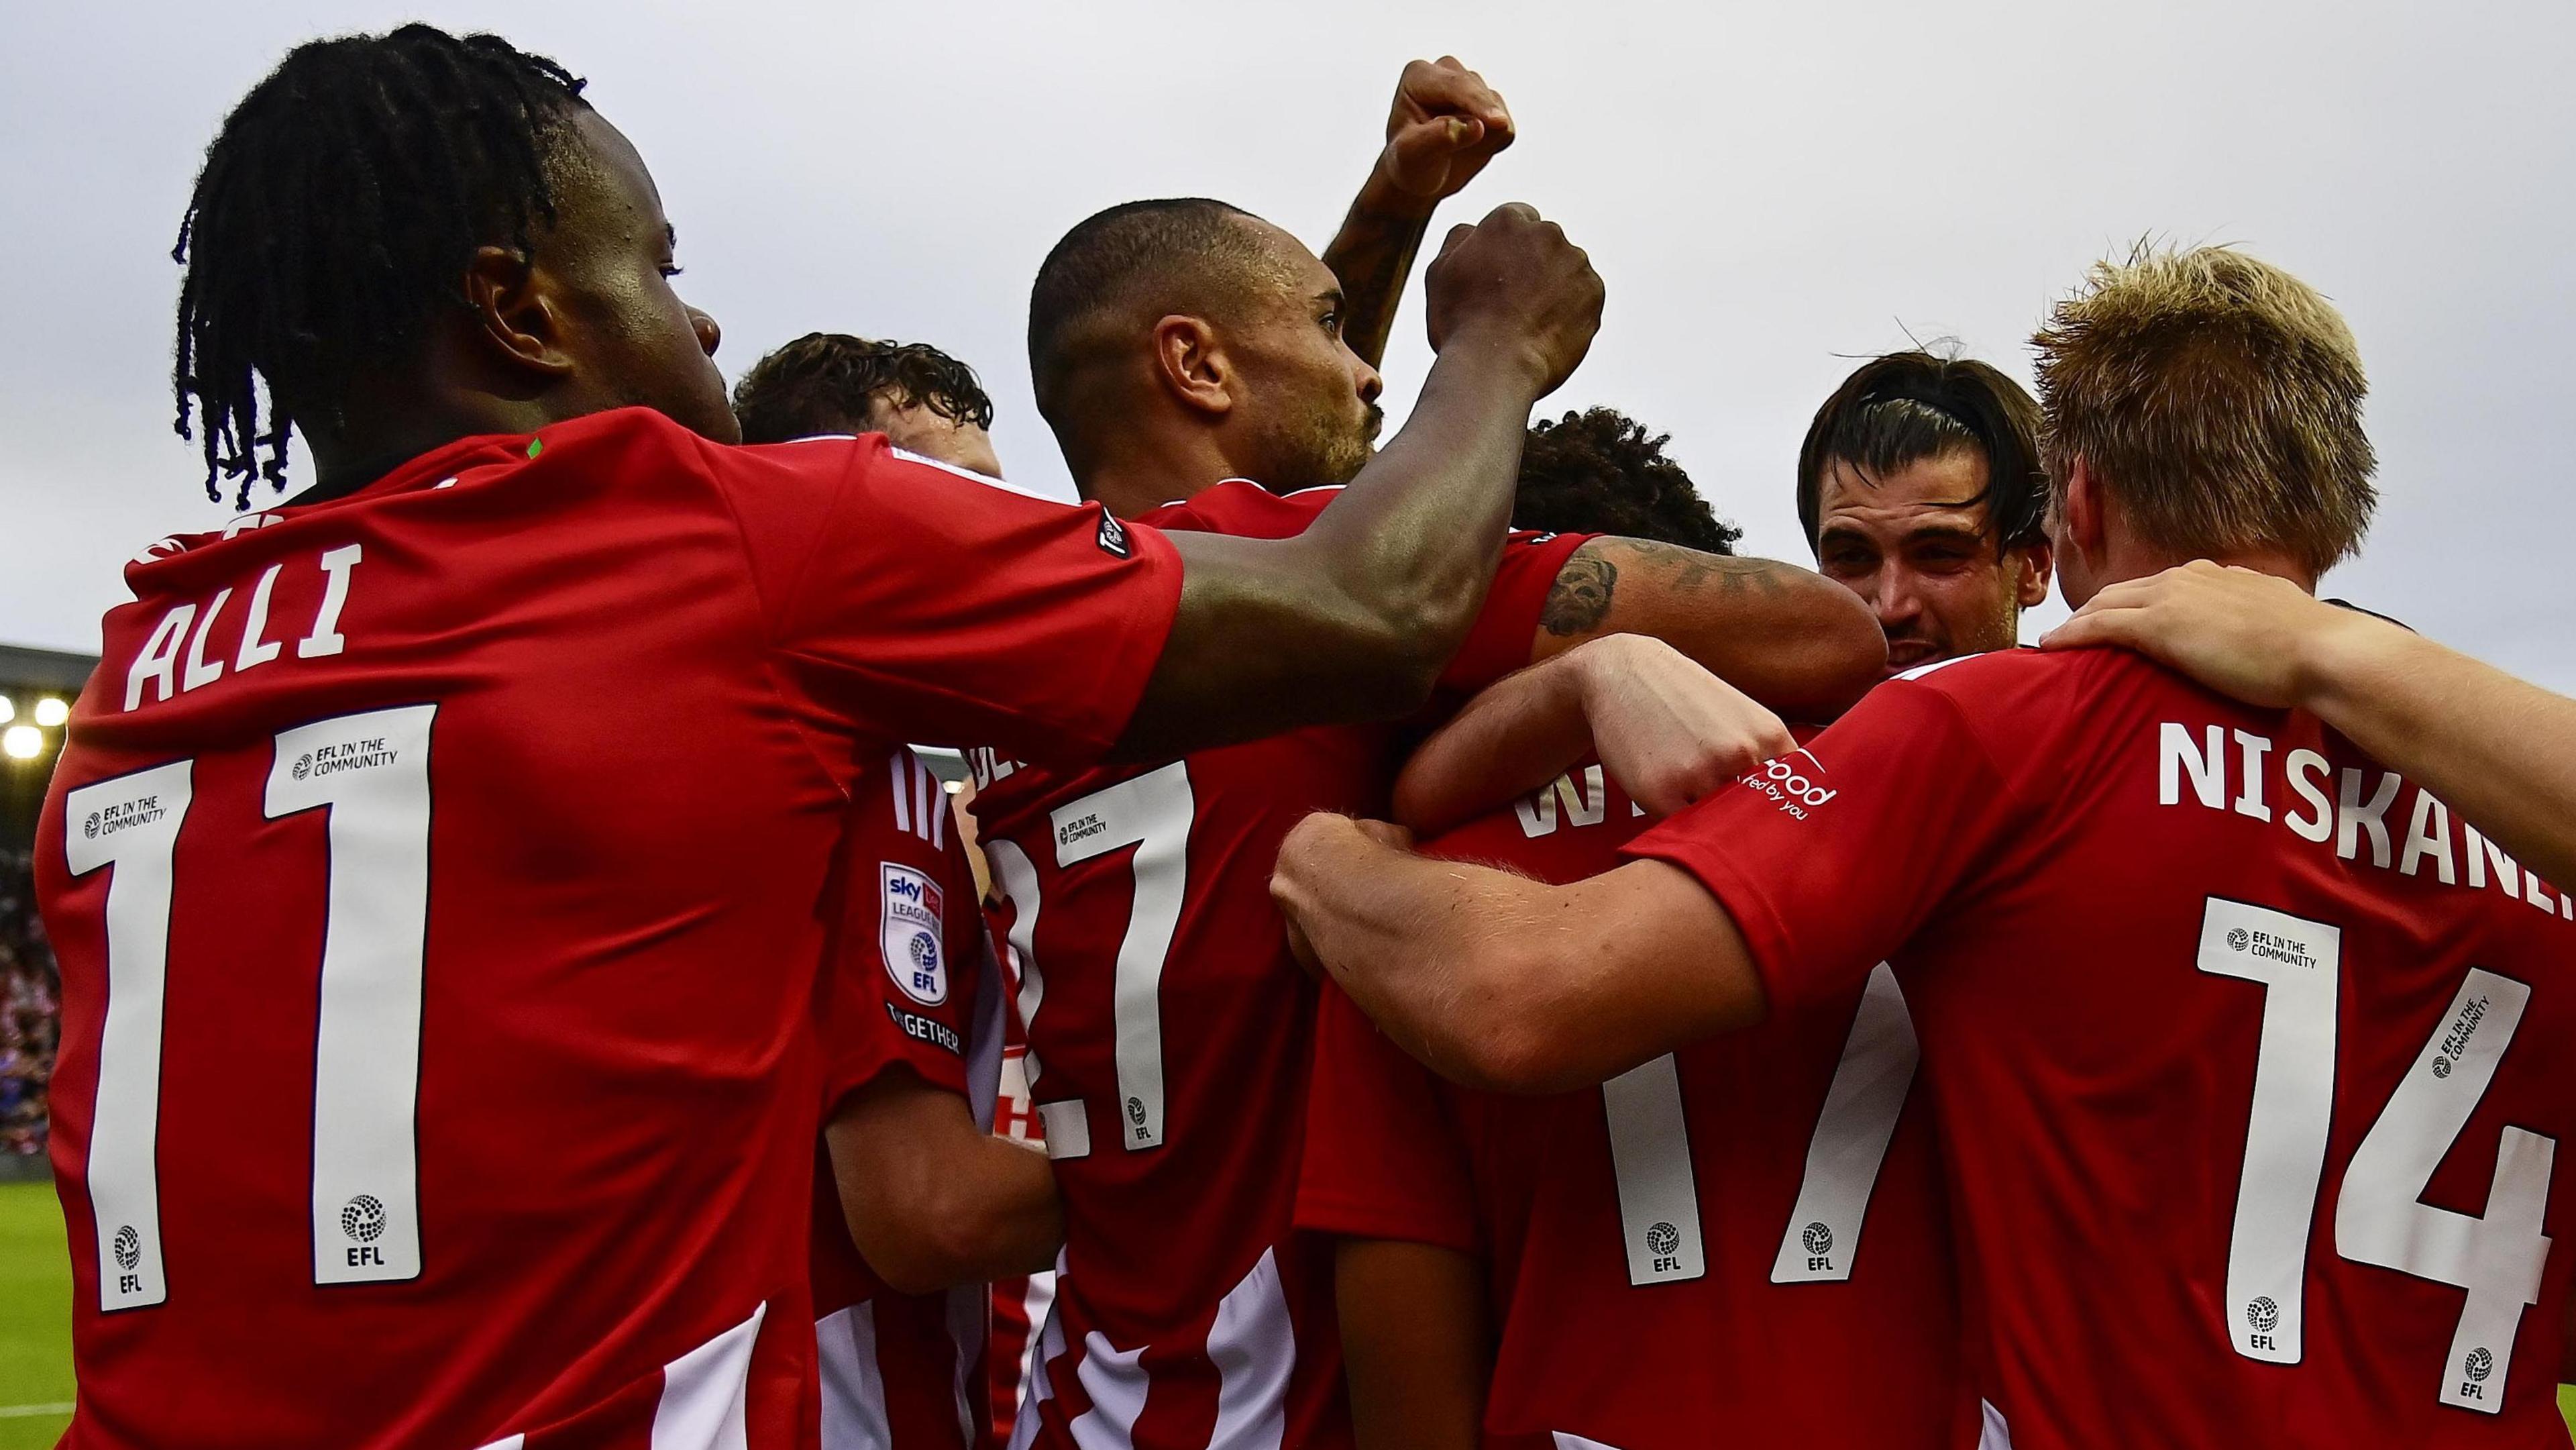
(1621, 539, 1792, 598)
(1542, 541, 1803, 639)
(1541, 555, 1618, 635)
(1324, 208, 1430, 370)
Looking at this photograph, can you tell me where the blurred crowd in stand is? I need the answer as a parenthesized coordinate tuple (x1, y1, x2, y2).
(0, 848, 58, 1156)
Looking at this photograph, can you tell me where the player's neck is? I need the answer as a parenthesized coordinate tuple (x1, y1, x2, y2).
(295, 389, 590, 506)
(1077, 432, 1240, 520)
(2104, 545, 2318, 594)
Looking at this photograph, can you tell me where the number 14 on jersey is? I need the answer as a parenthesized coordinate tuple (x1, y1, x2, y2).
(2202, 896, 2553, 1412)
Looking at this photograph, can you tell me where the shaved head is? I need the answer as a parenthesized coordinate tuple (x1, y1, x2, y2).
(1026, 200, 1303, 454)
(1028, 196, 1384, 504)
(1029, 199, 1267, 405)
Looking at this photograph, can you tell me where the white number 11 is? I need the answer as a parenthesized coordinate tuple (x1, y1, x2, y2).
(65, 703, 436, 1309)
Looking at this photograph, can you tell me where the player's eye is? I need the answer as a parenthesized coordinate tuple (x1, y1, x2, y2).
(659, 264, 686, 279)
(1320, 311, 1340, 336)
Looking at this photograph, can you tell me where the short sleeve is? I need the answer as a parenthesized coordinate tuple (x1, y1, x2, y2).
(1146, 482, 1591, 698)
(1620, 677, 2024, 1021)
(1296, 983, 1480, 1253)
(718, 437, 1183, 765)
(1437, 530, 1593, 694)
(820, 750, 989, 1109)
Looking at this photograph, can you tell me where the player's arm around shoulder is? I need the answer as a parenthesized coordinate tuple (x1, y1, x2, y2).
(1533, 537, 1885, 719)
(2047, 560, 2576, 889)
(1273, 814, 1765, 1094)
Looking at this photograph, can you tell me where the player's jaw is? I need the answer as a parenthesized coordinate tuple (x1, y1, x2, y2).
(1244, 389, 1379, 494)
(1223, 244, 1385, 491)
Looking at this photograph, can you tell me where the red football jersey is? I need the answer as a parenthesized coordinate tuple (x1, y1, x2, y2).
(812, 748, 1008, 1450)
(35, 409, 1181, 1450)
(1629, 646, 2576, 1448)
(965, 482, 1589, 1450)
(988, 983, 1057, 1449)
(1299, 759, 1962, 1449)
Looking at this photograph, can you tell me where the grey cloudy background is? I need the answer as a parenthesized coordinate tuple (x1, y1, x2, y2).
(4, 0, 2571, 688)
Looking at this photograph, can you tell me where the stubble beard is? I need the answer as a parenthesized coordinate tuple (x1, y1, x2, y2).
(1259, 401, 1381, 494)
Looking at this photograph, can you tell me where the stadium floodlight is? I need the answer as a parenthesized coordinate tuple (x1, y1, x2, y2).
(0, 696, 13, 724)
(34, 696, 68, 727)
(2, 725, 41, 760)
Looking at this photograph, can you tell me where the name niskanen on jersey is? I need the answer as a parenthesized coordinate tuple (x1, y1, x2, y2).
(2155, 721, 2573, 921)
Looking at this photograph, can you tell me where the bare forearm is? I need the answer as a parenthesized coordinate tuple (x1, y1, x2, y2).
(924, 1135, 1063, 1284)
(1322, 181, 1435, 369)
(1283, 837, 1510, 1086)
(2303, 621, 2576, 888)
(830, 1090, 1063, 1294)
(1274, 821, 1765, 1092)
(1337, 1239, 1488, 1450)
(1115, 343, 1545, 760)
(1392, 649, 1592, 834)
(1532, 539, 1884, 718)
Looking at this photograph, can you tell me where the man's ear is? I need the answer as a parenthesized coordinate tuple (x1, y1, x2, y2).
(1149, 315, 1232, 420)
(2013, 537, 2055, 609)
(461, 244, 576, 387)
(2061, 457, 2106, 562)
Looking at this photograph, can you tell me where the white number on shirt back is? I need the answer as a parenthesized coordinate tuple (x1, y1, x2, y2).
(990, 761, 1196, 1160)
(2198, 896, 2553, 1412)
(1601, 963, 1919, 1288)
(65, 704, 436, 1308)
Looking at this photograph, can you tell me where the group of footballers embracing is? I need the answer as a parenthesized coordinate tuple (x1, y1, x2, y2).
(28, 17, 2576, 1450)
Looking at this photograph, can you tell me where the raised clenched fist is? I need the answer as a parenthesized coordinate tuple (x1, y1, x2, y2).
(1371, 56, 1516, 211)
(1423, 202, 1605, 399)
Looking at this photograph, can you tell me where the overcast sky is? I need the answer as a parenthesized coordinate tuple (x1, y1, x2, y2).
(4, 0, 2570, 690)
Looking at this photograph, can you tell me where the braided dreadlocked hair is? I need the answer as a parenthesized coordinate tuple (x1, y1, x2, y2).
(172, 25, 590, 507)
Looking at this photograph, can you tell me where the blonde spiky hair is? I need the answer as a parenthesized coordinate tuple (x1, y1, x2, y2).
(2032, 243, 2376, 576)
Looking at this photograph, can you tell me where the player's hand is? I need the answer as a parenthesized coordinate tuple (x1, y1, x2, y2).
(1575, 635, 1796, 816)
(1277, 814, 1418, 980)
(1275, 812, 1352, 981)
(1424, 203, 1603, 397)
(1366, 57, 1515, 215)
(2039, 561, 2378, 710)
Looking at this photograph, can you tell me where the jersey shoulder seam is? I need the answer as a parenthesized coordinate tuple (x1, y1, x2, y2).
(702, 439, 863, 798)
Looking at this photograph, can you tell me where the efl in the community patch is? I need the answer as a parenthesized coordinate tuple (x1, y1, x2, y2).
(880, 862, 947, 1005)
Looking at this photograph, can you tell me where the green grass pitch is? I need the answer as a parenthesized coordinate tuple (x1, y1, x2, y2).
(0, 1182, 73, 1450)
(0, 1177, 2571, 1443)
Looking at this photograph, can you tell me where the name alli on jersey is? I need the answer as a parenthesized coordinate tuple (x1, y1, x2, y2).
(2159, 721, 2573, 922)
(116, 534, 365, 713)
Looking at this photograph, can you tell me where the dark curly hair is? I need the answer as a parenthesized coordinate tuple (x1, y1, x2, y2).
(1795, 350, 2047, 555)
(172, 25, 590, 507)
(732, 333, 997, 445)
(1513, 409, 1741, 554)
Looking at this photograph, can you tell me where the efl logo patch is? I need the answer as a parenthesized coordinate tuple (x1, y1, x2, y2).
(1096, 510, 1132, 560)
(880, 862, 948, 1005)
